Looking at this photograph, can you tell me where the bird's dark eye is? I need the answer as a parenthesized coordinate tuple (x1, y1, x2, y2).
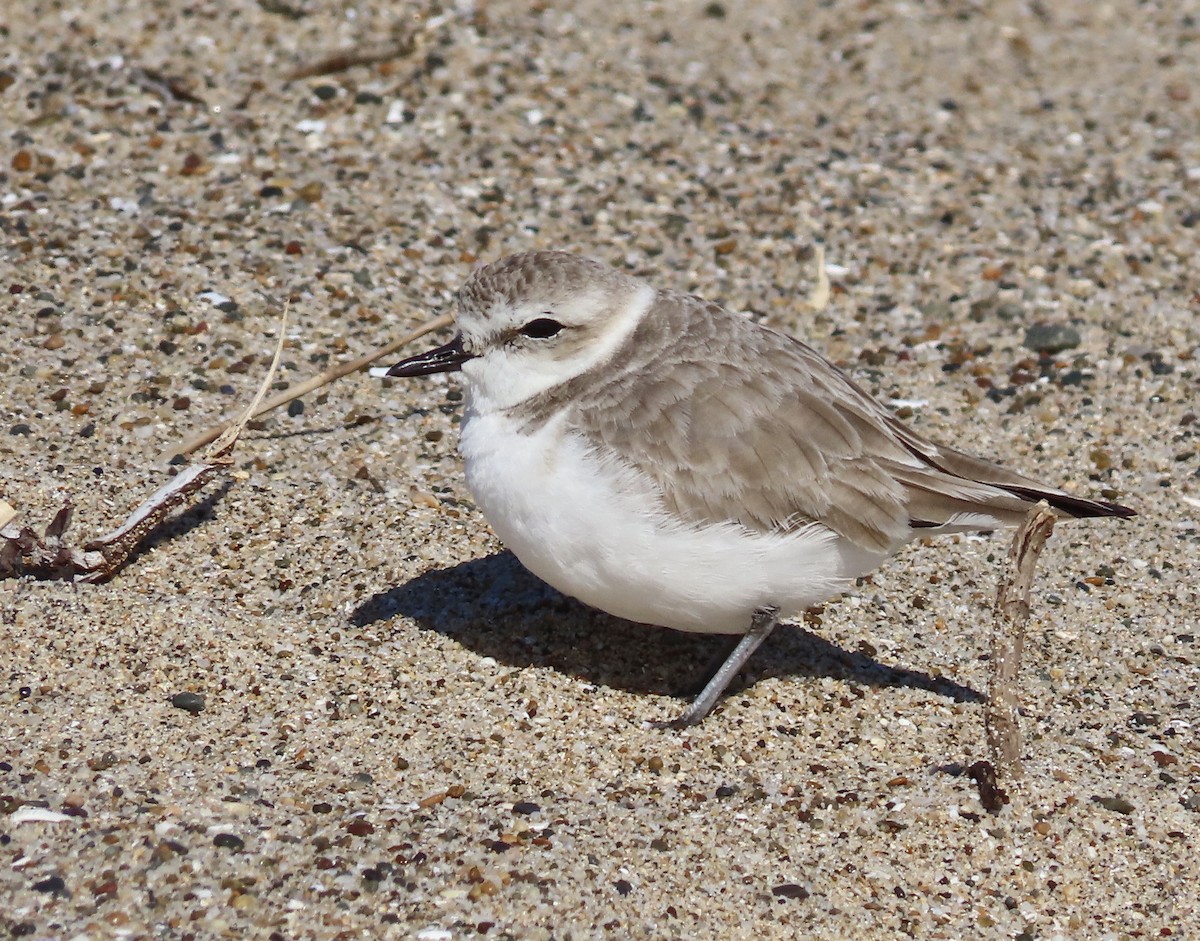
(519, 317, 564, 339)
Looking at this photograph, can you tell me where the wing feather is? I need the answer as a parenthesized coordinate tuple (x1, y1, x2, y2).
(512, 289, 1130, 552)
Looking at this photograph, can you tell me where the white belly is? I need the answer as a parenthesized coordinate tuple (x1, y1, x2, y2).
(458, 410, 885, 634)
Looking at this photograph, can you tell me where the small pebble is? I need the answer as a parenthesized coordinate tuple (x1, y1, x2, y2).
(93, 879, 118, 897)
(1092, 795, 1136, 815)
(1023, 321, 1081, 354)
(86, 751, 117, 771)
(170, 691, 205, 713)
(32, 875, 66, 894)
(295, 181, 323, 203)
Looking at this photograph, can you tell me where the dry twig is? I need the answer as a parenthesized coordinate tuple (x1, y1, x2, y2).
(0, 310, 288, 583)
(984, 501, 1057, 780)
(287, 18, 427, 80)
(129, 66, 207, 106)
(162, 311, 453, 461)
(288, 42, 413, 80)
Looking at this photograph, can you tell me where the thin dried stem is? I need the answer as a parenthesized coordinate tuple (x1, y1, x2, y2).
(161, 311, 454, 462)
(984, 501, 1057, 780)
(287, 41, 416, 79)
(286, 14, 432, 80)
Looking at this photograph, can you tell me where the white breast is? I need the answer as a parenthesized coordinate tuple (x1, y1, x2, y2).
(458, 409, 885, 634)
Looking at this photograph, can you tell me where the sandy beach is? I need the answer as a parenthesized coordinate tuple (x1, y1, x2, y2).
(2, 1, 1197, 937)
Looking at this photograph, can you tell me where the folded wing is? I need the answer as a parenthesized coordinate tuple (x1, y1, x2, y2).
(568, 294, 1132, 553)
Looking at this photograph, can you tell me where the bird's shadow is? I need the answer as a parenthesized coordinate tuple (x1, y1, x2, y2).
(352, 551, 983, 707)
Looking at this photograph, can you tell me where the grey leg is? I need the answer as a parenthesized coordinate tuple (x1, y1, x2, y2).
(682, 634, 746, 696)
(660, 606, 780, 728)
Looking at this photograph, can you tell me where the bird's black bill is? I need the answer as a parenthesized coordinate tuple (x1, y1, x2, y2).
(383, 334, 474, 377)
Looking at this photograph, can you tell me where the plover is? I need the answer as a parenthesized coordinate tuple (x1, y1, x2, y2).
(375, 251, 1133, 726)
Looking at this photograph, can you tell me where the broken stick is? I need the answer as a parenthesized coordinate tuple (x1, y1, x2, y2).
(0, 310, 288, 583)
(161, 312, 454, 462)
(984, 501, 1057, 780)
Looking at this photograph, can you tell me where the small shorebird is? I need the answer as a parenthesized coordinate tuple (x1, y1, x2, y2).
(376, 251, 1133, 726)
